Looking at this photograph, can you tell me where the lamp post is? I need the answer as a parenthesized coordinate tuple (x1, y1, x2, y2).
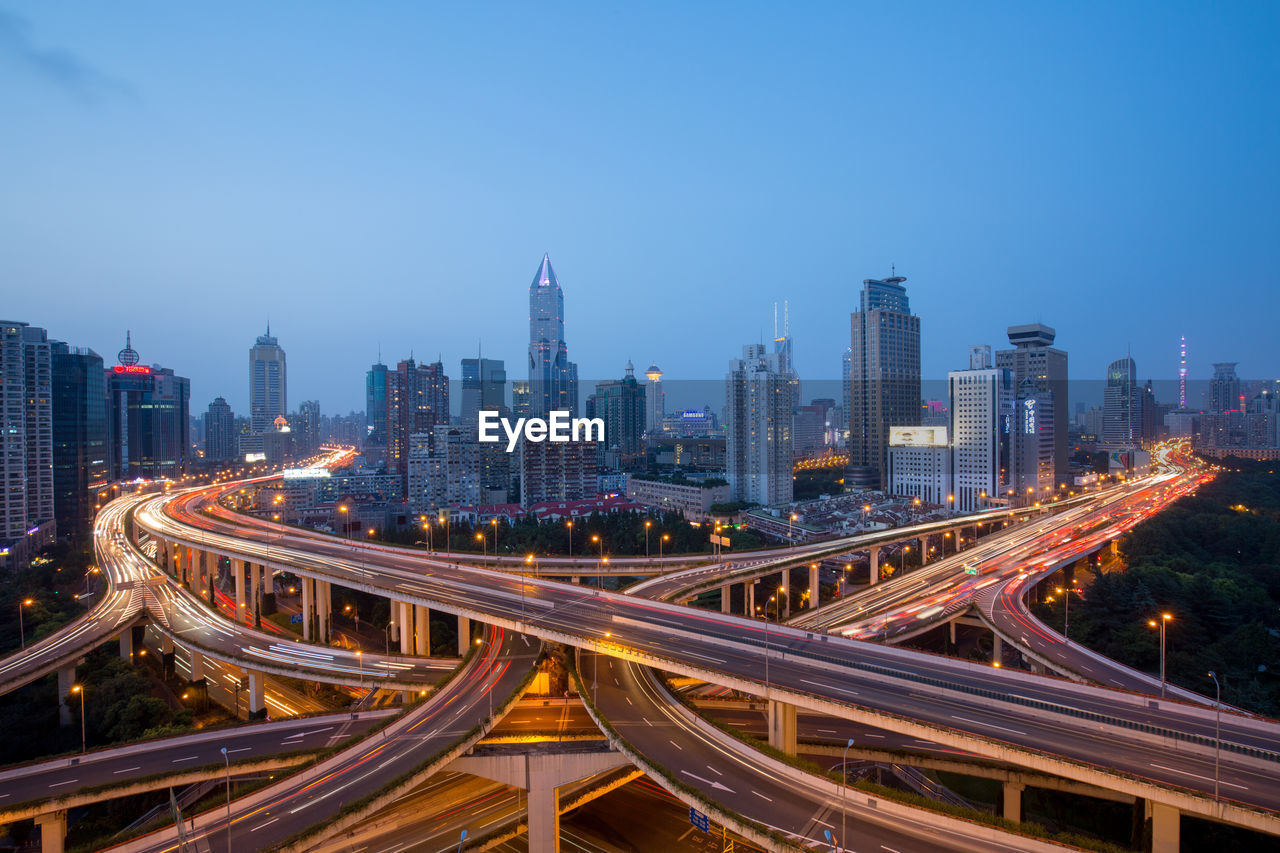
(1055, 586, 1075, 639)
(788, 513, 797, 547)
(338, 504, 350, 543)
(522, 555, 533, 620)
(71, 684, 86, 753)
(356, 650, 363, 687)
(841, 737, 855, 853)
(490, 518, 499, 563)
(1208, 670, 1222, 802)
(440, 515, 450, 554)
(385, 620, 394, 654)
(220, 746, 232, 853)
(18, 598, 33, 649)
(899, 545, 909, 575)
(1147, 613, 1173, 697)
(659, 533, 670, 568)
(591, 631, 612, 706)
(476, 532, 487, 565)
(566, 520, 573, 558)
(645, 520, 652, 560)
(457, 828, 467, 853)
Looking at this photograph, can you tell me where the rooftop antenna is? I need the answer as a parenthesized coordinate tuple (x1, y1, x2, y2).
(773, 302, 778, 340)
(1178, 335, 1187, 409)
(890, 264, 895, 277)
(784, 300, 790, 337)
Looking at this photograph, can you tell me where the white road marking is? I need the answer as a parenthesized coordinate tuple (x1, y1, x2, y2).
(226, 747, 252, 754)
(48, 779, 78, 787)
(800, 677, 858, 697)
(171, 755, 199, 763)
(950, 715, 1027, 736)
(250, 817, 279, 831)
(751, 790, 773, 801)
(1149, 764, 1249, 790)
(669, 740, 683, 750)
(113, 766, 141, 774)
(707, 765, 722, 775)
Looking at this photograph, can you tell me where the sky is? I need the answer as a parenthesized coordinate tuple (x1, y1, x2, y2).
(2, 1, 1277, 415)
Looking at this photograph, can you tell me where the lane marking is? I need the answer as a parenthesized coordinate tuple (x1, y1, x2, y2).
(250, 817, 280, 832)
(950, 715, 1027, 736)
(751, 790, 773, 801)
(113, 766, 141, 774)
(171, 755, 199, 763)
(48, 779, 78, 787)
(669, 740, 683, 750)
(1149, 763, 1249, 790)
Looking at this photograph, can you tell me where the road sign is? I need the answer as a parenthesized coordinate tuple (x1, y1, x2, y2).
(964, 564, 978, 575)
(710, 535, 731, 547)
(688, 806, 709, 832)
(290, 612, 303, 624)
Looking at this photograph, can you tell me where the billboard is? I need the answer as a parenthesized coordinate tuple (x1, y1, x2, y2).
(889, 426, 948, 447)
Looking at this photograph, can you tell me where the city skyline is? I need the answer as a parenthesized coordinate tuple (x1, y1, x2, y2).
(3, 4, 1278, 412)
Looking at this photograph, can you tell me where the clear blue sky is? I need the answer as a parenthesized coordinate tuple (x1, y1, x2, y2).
(2, 1, 1277, 414)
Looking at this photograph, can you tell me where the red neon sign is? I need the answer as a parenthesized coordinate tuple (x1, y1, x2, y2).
(112, 365, 152, 375)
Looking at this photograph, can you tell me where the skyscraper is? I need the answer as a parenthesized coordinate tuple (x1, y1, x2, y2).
(385, 357, 449, 489)
(1210, 363, 1241, 413)
(204, 397, 235, 462)
(519, 439, 597, 508)
(948, 346, 1012, 513)
(511, 380, 531, 419)
(848, 275, 921, 488)
(726, 343, 796, 506)
(995, 323, 1068, 486)
(587, 362, 647, 472)
(293, 400, 320, 457)
(1102, 356, 1140, 447)
(527, 254, 578, 417)
(50, 342, 108, 541)
(365, 359, 388, 452)
(643, 363, 665, 435)
(1, 321, 57, 564)
(249, 326, 287, 436)
(106, 334, 190, 481)
(461, 357, 507, 426)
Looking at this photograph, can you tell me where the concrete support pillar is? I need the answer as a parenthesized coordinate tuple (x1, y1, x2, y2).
(919, 537, 931, 565)
(233, 558, 246, 623)
(189, 650, 205, 681)
(302, 571, 314, 637)
(570, 576, 580, 586)
(993, 632, 1003, 665)
(869, 546, 880, 584)
(251, 563, 262, 628)
(57, 665, 75, 727)
(35, 810, 67, 853)
(456, 615, 470, 656)
(264, 565, 276, 593)
(247, 671, 265, 716)
(721, 583, 732, 614)
(201, 550, 212, 597)
(414, 605, 431, 656)
(767, 700, 798, 755)
(745, 581, 756, 617)
(316, 581, 331, 643)
(118, 627, 135, 661)
(948, 619, 957, 646)
(399, 601, 412, 654)
(1149, 802, 1180, 853)
(807, 563, 819, 610)
(779, 570, 790, 618)
(207, 553, 217, 605)
(1001, 782, 1024, 822)
(527, 778, 560, 853)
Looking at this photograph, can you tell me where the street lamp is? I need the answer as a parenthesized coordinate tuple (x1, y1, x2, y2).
(356, 650, 363, 686)
(440, 515, 450, 553)
(385, 620, 395, 654)
(591, 631, 612, 705)
(1147, 613, 1173, 697)
(841, 737, 855, 853)
(18, 598, 33, 649)
(490, 518, 499, 561)
(220, 746, 232, 853)
(659, 533, 670, 563)
(1208, 670, 1222, 802)
(788, 513, 798, 547)
(645, 519, 652, 560)
(522, 555, 533, 620)
(71, 684, 86, 753)
(899, 545, 909, 575)
(476, 532, 487, 565)
(566, 520, 573, 558)
(1055, 586, 1077, 639)
(338, 504, 350, 542)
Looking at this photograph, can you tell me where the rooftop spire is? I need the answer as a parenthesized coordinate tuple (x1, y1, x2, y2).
(531, 253, 559, 289)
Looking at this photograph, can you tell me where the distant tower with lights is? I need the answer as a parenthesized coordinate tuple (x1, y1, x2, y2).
(1178, 336, 1188, 409)
(249, 325, 287, 436)
(644, 363, 664, 434)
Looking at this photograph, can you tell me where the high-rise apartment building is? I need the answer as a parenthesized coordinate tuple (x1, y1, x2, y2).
(1102, 357, 1140, 447)
(527, 254, 578, 417)
(587, 362, 647, 472)
(511, 381, 531, 419)
(948, 346, 1012, 513)
(461, 357, 507, 426)
(1210, 363, 1242, 413)
(385, 357, 449, 488)
(726, 343, 796, 506)
(995, 323, 1068, 485)
(643, 364, 664, 435)
(204, 397, 235, 462)
(407, 428, 483, 514)
(849, 275, 921, 488)
(519, 439, 597, 508)
(293, 400, 320, 457)
(249, 326, 287, 436)
(1, 321, 57, 562)
(106, 334, 190, 481)
(50, 342, 108, 542)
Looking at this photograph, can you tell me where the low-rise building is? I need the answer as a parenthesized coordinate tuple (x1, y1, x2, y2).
(626, 474, 731, 521)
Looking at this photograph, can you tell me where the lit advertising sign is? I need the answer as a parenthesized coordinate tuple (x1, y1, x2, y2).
(889, 426, 948, 447)
(283, 468, 331, 480)
(112, 365, 152, 375)
(244, 452, 267, 463)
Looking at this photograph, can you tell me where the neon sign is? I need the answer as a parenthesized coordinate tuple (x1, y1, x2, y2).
(112, 365, 152, 375)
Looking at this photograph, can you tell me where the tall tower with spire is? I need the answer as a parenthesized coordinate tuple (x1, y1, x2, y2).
(249, 324, 287, 436)
(527, 254, 579, 417)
